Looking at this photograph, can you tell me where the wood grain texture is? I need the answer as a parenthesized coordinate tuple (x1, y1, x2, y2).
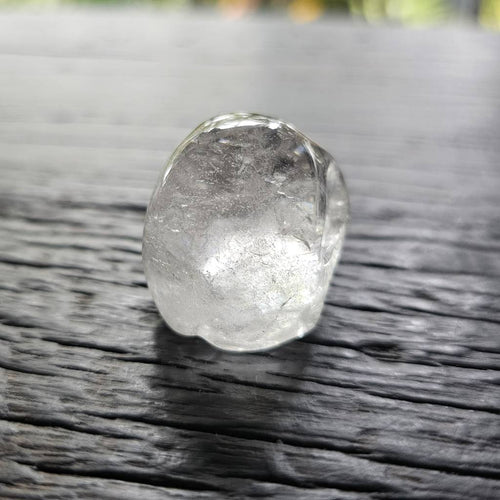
(0, 8, 499, 499)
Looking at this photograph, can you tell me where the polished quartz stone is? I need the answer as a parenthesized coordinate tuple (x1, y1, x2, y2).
(143, 113, 348, 352)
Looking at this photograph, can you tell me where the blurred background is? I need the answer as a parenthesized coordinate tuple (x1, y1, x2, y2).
(1, 0, 500, 28)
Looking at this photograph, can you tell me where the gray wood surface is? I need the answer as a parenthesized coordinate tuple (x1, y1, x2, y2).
(1, 8, 499, 499)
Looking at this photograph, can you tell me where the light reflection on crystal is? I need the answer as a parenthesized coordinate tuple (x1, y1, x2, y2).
(143, 113, 348, 352)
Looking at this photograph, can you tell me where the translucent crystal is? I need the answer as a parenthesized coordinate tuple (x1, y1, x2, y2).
(143, 113, 348, 352)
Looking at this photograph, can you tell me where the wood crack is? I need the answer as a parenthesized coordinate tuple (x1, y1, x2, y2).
(12, 462, 225, 493)
(269, 372, 500, 415)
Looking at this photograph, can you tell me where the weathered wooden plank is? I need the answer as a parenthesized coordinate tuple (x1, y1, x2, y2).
(1, 8, 499, 499)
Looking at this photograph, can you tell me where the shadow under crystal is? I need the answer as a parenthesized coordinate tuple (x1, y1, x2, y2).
(149, 318, 314, 492)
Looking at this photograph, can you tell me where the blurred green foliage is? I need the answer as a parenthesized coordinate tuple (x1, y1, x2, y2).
(1, 0, 499, 29)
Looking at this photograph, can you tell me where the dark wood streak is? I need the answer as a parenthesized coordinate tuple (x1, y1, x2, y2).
(1, 8, 499, 499)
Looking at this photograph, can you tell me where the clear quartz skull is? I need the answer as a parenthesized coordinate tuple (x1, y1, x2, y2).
(143, 113, 348, 352)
